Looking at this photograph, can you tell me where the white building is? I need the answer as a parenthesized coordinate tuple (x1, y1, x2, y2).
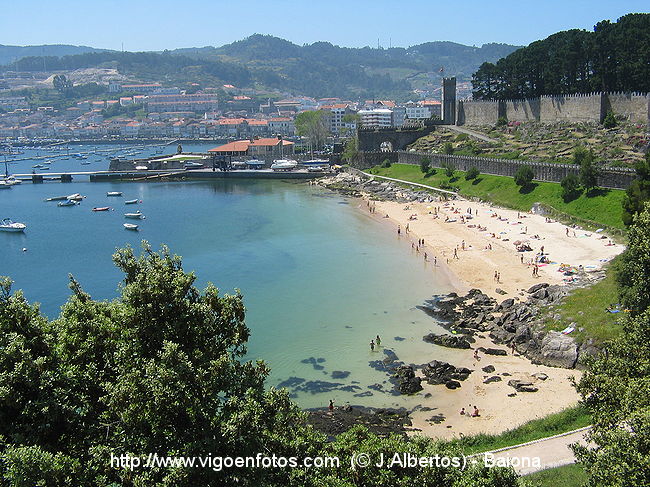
(358, 108, 393, 128)
(405, 105, 433, 120)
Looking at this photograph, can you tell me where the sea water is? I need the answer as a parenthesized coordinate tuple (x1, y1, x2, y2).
(0, 144, 455, 409)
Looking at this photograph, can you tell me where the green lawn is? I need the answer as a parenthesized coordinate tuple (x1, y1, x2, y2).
(366, 164, 626, 230)
(447, 406, 590, 455)
(541, 259, 624, 345)
(525, 463, 587, 486)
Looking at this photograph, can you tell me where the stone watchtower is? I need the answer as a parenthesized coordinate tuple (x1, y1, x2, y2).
(442, 77, 457, 125)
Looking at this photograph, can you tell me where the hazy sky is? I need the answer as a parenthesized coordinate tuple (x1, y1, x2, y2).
(1, 1, 648, 51)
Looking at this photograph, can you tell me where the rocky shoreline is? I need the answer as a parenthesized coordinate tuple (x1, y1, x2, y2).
(419, 284, 597, 370)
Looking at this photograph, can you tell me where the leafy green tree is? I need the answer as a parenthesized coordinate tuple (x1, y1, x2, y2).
(616, 206, 650, 314)
(602, 110, 617, 128)
(514, 165, 535, 187)
(573, 309, 650, 487)
(560, 174, 581, 202)
(52, 74, 73, 97)
(295, 111, 329, 152)
(573, 146, 591, 165)
(443, 142, 454, 155)
(465, 166, 480, 180)
(442, 161, 455, 178)
(0, 244, 311, 486)
(382, 159, 391, 168)
(579, 155, 599, 194)
(420, 156, 430, 174)
(342, 136, 358, 164)
(622, 153, 650, 226)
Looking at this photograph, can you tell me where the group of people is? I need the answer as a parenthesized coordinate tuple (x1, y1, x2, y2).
(370, 335, 381, 351)
(459, 405, 480, 417)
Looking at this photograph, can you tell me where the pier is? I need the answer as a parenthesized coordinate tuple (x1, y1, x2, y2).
(10, 168, 329, 183)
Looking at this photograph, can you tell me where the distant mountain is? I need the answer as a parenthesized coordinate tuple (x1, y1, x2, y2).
(173, 35, 521, 99)
(0, 44, 108, 66)
(0, 36, 521, 99)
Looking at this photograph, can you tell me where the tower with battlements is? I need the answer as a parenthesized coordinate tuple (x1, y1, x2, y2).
(442, 77, 457, 125)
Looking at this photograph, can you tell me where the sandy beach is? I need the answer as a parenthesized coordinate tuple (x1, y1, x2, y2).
(357, 193, 624, 440)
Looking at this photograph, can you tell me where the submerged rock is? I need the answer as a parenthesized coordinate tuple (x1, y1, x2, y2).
(423, 333, 471, 349)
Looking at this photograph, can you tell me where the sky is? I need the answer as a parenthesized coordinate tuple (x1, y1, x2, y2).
(1, 0, 648, 51)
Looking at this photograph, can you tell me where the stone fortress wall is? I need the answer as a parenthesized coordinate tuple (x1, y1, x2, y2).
(456, 92, 649, 126)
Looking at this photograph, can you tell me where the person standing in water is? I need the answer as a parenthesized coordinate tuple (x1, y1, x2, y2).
(370, 339, 375, 351)
(376, 335, 381, 346)
(329, 400, 334, 412)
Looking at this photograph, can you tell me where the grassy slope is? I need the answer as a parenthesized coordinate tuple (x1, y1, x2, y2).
(541, 259, 624, 344)
(525, 463, 587, 486)
(367, 164, 626, 230)
(447, 406, 590, 455)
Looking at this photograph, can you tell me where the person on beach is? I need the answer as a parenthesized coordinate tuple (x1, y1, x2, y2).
(473, 349, 480, 361)
(405, 223, 410, 233)
(460, 407, 466, 415)
(566, 228, 569, 237)
(397, 225, 401, 235)
(472, 406, 480, 417)
(424, 252, 428, 261)
(511, 342, 516, 355)
(494, 270, 498, 281)
(376, 335, 381, 346)
(497, 271, 501, 283)
(433, 256, 437, 266)
(329, 400, 334, 412)
(453, 248, 458, 259)
(370, 340, 375, 351)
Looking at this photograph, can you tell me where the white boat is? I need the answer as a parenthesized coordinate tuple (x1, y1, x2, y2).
(0, 218, 26, 232)
(135, 166, 148, 170)
(0, 182, 12, 190)
(124, 211, 145, 220)
(67, 193, 85, 201)
(3, 177, 22, 185)
(107, 191, 123, 197)
(58, 200, 78, 207)
(124, 199, 139, 205)
(123, 223, 139, 231)
(270, 159, 298, 171)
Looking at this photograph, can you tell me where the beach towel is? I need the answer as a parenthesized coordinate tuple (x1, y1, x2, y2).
(561, 326, 575, 334)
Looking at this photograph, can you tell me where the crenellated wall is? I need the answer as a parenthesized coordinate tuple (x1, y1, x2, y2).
(456, 92, 649, 126)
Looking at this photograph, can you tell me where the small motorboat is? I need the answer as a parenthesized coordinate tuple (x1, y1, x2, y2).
(107, 191, 123, 197)
(92, 207, 111, 212)
(67, 193, 85, 201)
(33, 164, 43, 168)
(45, 195, 68, 201)
(2, 176, 22, 185)
(58, 200, 78, 207)
(124, 199, 139, 205)
(124, 211, 145, 220)
(0, 218, 26, 232)
(123, 223, 139, 231)
(40, 166, 50, 170)
(80, 161, 91, 165)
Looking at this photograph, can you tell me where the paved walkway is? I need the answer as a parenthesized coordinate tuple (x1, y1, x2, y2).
(442, 125, 499, 143)
(359, 171, 458, 196)
(470, 426, 592, 475)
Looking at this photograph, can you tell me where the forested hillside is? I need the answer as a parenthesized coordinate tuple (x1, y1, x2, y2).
(1, 36, 519, 99)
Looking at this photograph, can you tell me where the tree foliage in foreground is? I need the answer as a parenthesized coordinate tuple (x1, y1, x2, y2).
(574, 206, 650, 485)
(0, 243, 520, 486)
(622, 152, 650, 226)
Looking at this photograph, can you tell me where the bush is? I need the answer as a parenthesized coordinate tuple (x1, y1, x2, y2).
(455, 133, 469, 141)
(603, 110, 618, 129)
(573, 146, 592, 165)
(442, 161, 456, 178)
(382, 159, 392, 168)
(561, 174, 581, 202)
(443, 142, 454, 155)
(420, 157, 430, 173)
(465, 166, 480, 180)
(497, 116, 508, 127)
(514, 165, 535, 187)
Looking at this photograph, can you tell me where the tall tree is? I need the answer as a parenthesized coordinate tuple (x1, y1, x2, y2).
(295, 110, 329, 152)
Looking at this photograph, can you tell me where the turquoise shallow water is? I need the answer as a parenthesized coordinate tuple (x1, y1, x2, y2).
(0, 144, 455, 408)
